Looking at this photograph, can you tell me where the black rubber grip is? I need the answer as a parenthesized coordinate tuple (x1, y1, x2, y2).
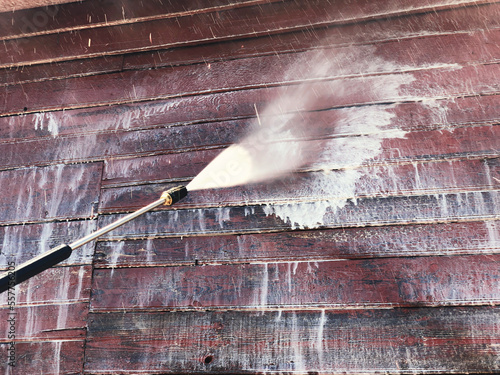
(0, 244, 73, 293)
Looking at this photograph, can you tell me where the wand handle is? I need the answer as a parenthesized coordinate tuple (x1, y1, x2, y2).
(0, 186, 187, 293)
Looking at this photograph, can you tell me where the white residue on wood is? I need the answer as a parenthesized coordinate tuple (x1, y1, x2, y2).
(34, 111, 60, 136)
(109, 240, 125, 278)
(316, 309, 327, 366)
(53, 340, 62, 375)
(260, 50, 413, 229)
(485, 221, 500, 251)
(215, 207, 231, 228)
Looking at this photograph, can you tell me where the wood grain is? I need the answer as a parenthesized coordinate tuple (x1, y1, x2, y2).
(0, 303, 88, 341)
(124, 3, 500, 71)
(2, 77, 498, 145)
(0, 0, 498, 373)
(3, 38, 500, 116)
(1, 2, 498, 89)
(95, 190, 500, 240)
(1, 102, 498, 171)
(0, 55, 124, 87)
(0, 340, 84, 374)
(0, 162, 102, 224)
(0, 265, 92, 306)
(0, 0, 494, 68)
(0, 0, 280, 40)
(98, 157, 499, 215)
(0, 219, 97, 270)
(94, 220, 500, 267)
(84, 307, 500, 373)
(90, 254, 500, 311)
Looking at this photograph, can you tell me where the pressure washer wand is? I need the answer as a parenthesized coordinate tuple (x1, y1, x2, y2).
(0, 186, 188, 293)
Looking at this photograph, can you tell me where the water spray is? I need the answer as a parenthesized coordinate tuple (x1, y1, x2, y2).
(0, 186, 188, 293)
(0, 50, 337, 294)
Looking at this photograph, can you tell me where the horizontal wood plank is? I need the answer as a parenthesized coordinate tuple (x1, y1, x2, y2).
(0, 0, 279, 40)
(3, 35, 500, 116)
(0, 303, 88, 341)
(2, 75, 498, 145)
(84, 307, 500, 373)
(124, 3, 500, 71)
(0, 265, 92, 307)
(0, 219, 97, 270)
(96, 190, 500, 239)
(91, 254, 500, 311)
(0, 0, 494, 68)
(98, 157, 499, 215)
(1, 3, 499, 89)
(94, 220, 500, 267)
(0, 162, 102, 224)
(1, 105, 499, 171)
(101, 145, 500, 191)
(0, 55, 124, 88)
(0, 340, 84, 374)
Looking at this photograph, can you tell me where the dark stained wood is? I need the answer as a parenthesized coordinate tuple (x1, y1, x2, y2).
(0, 340, 84, 374)
(94, 220, 500, 267)
(0, 55, 124, 87)
(98, 157, 499, 215)
(0, 105, 498, 171)
(124, 4, 500, 70)
(84, 307, 500, 373)
(0, 0, 493, 68)
(0, 219, 97, 270)
(0, 303, 88, 340)
(0, 265, 92, 306)
(0, 162, 102, 224)
(3, 38, 500, 115)
(0, 0, 281, 40)
(91, 254, 500, 311)
(96, 190, 499, 240)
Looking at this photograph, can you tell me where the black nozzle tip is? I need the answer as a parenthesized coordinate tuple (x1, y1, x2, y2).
(164, 185, 188, 205)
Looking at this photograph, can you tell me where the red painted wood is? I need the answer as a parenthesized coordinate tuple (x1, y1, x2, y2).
(0, 0, 492, 68)
(90, 254, 500, 311)
(0, 0, 278, 40)
(95, 190, 499, 240)
(0, 220, 97, 270)
(124, 4, 500, 70)
(0, 162, 102, 224)
(98, 156, 499, 216)
(0, 304, 88, 340)
(0, 0, 497, 373)
(0, 104, 498, 171)
(84, 307, 500, 373)
(94, 220, 500, 267)
(1, 4, 499, 88)
(0, 55, 123, 87)
(2, 78, 498, 145)
(0, 265, 91, 306)
(3, 36, 500, 116)
(0, 340, 84, 374)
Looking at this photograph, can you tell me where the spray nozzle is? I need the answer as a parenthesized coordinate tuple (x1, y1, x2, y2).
(161, 185, 188, 206)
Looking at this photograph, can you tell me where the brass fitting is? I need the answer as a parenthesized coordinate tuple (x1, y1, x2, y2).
(161, 186, 188, 206)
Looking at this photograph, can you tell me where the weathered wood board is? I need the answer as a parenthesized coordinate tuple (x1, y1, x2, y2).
(0, 0, 499, 373)
(85, 307, 500, 374)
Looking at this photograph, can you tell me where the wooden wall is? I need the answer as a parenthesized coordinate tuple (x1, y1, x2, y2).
(0, 0, 499, 373)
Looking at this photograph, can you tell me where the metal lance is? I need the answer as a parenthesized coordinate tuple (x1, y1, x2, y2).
(0, 186, 188, 293)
